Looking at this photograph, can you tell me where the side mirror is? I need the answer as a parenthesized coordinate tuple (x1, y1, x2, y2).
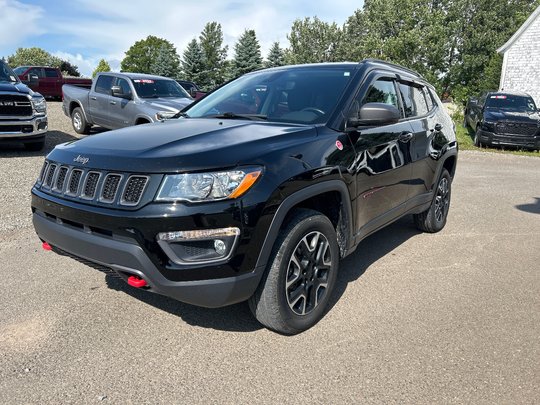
(348, 103, 400, 127)
(189, 88, 197, 98)
(111, 85, 131, 99)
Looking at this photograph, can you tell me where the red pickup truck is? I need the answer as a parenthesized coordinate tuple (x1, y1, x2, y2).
(13, 66, 92, 99)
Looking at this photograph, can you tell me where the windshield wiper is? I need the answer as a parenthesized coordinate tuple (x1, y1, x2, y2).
(207, 112, 268, 121)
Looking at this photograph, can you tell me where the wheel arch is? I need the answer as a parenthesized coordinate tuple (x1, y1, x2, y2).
(69, 101, 89, 122)
(254, 180, 355, 272)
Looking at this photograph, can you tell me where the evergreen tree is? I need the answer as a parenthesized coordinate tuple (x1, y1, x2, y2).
(150, 44, 180, 77)
(232, 29, 263, 77)
(180, 39, 205, 83)
(121, 35, 180, 74)
(92, 59, 111, 78)
(199, 22, 228, 90)
(265, 42, 285, 68)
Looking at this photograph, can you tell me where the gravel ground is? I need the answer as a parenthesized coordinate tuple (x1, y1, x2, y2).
(0, 102, 539, 404)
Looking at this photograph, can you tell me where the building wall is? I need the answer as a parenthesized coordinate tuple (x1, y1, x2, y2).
(500, 14, 540, 105)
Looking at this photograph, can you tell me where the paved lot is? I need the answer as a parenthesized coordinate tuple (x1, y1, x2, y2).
(1, 102, 539, 404)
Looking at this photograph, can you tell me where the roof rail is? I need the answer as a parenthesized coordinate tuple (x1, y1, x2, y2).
(362, 58, 422, 78)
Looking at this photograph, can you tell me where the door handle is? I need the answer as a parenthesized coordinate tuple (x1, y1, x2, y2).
(110, 100, 117, 105)
(398, 132, 413, 142)
(90, 96, 97, 100)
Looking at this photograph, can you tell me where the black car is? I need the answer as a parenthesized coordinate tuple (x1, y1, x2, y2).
(32, 60, 457, 334)
(465, 91, 540, 150)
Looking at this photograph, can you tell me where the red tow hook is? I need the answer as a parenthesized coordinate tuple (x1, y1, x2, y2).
(42, 242, 52, 251)
(127, 276, 147, 288)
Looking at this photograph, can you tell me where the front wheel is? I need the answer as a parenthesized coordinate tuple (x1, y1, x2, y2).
(249, 209, 339, 334)
(413, 169, 452, 233)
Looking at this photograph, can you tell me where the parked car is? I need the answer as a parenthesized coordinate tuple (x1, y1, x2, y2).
(62, 72, 193, 134)
(32, 59, 457, 334)
(465, 91, 540, 150)
(0, 60, 48, 151)
(13, 66, 92, 99)
(176, 79, 206, 99)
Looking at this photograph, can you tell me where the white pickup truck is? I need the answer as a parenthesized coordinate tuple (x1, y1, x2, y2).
(62, 72, 193, 134)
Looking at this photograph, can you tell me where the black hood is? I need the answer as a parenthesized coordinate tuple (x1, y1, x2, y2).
(47, 118, 317, 172)
(484, 108, 540, 123)
(0, 81, 34, 96)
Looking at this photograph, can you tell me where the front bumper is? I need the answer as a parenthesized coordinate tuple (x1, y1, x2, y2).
(33, 210, 264, 307)
(476, 129, 540, 149)
(0, 115, 48, 141)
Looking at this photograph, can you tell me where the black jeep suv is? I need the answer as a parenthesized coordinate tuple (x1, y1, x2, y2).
(32, 60, 457, 334)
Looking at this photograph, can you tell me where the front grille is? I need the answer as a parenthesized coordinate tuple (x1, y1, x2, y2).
(122, 176, 149, 205)
(36, 161, 151, 208)
(82, 172, 100, 199)
(0, 125, 34, 133)
(496, 122, 538, 136)
(0, 95, 33, 117)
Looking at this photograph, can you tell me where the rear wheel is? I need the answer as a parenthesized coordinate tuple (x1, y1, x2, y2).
(414, 169, 452, 233)
(249, 209, 339, 335)
(474, 125, 482, 147)
(71, 107, 90, 134)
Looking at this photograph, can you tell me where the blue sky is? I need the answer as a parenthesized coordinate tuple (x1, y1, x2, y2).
(0, 0, 363, 77)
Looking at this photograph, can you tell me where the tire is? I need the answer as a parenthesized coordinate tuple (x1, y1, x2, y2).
(413, 169, 452, 233)
(474, 125, 482, 147)
(71, 107, 90, 134)
(24, 140, 45, 151)
(249, 209, 339, 335)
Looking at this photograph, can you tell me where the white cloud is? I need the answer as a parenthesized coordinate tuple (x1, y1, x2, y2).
(0, 0, 44, 49)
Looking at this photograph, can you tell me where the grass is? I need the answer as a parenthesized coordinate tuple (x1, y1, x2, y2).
(452, 117, 540, 157)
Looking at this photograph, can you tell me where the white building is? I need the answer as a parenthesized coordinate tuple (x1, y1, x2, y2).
(497, 6, 540, 105)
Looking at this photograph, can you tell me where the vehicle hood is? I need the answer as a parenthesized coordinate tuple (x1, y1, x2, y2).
(141, 97, 192, 112)
(47, 118, 317, 172)
(484, 109, 540, 123)
(0, 81, 34, 96)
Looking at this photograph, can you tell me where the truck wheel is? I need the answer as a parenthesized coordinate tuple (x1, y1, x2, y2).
(474, 128, 482, 147)
(71, 107, 90, 134)
(249, 209, 339, 335)
(414, 169, 451, 233)
(24, 140, 45, 151)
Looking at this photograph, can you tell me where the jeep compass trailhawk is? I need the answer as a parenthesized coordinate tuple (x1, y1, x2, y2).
(32, 60, 457, 334)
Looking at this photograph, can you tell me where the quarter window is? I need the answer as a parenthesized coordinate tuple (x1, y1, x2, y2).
(95, 75, 114, 95)
(399, 82, 429, 117)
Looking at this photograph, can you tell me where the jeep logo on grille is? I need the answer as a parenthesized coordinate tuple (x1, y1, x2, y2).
(73, 155, 89, 165)
(0, 101, 15, 106)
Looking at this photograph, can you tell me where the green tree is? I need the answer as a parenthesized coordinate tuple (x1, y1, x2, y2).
(285, 17, 343, 64)
(232, 29, 263, 77)
(7, 47, 62, 68)
(92, 59, 111, 78)
(60, 60, 80, 77)
(199, 22, 228, 90)
(121, 35, 180, 74)
(150, 44, 180, 77)
(265, 42, 285, 68)
(180, 38, 205, 83)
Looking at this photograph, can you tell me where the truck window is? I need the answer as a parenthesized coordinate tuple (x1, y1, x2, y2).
(44, 68, 58, 78)
(28, 68, 43, 79)
(362, 79, 399, 109)
(115, 78, 132, 97)
(95, 75, 114, 95)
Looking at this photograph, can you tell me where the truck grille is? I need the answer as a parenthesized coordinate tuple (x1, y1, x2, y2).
(0, 94, 33, 117)
(495, 122, 538, 137)
(36, 162, 150, 207)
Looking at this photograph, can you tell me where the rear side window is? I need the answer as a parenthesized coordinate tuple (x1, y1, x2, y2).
(95, 75, 114, 95)
(423, 88, 435, 111)
(44, 68, 58, 78)
(399, 82, 429, 117)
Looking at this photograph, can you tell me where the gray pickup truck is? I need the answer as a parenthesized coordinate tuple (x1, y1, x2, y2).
(62, 72, 193, 134)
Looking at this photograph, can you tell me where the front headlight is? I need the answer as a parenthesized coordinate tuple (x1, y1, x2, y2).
(155, 111, 177, 121)
(481, 121, 496, 131)
(156, 167, 262, 202)
(32, 97, 47, 114)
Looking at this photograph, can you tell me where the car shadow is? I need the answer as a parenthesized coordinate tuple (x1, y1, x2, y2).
(515, 197, 540, 215)
(104, 216, 420, 333)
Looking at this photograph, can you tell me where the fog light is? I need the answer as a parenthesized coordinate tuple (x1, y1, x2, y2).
(214, 239, 227, 255)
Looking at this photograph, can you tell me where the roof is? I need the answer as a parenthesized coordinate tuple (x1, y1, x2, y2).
(497, 6, 540, 53)
(487, 90, 532, 98)
(115, 72, 175, 81)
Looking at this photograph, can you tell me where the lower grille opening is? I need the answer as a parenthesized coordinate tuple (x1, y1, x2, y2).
(51, 246, 122, 278)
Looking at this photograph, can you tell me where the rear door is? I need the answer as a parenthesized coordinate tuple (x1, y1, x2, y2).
(350, 74, 415, 236)
(89, 74, 114, 128)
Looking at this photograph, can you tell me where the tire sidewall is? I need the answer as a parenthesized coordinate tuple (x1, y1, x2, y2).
(72, 108, 85, 134)
(429, 169, 452, 231)
(273, 215, 339, 333)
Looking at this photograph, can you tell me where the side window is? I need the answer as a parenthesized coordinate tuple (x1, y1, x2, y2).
(28, 68, 43, 78)
(114, 77, 132, 97)
(399, 82, 429, 117)
(44, 68, 58, 78)
(362, 79, 399, 109)
(95, 75, 114, 95)
(423, 88, 435, 111)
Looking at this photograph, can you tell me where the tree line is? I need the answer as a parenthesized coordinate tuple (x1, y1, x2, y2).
(5, 0, 539, 103)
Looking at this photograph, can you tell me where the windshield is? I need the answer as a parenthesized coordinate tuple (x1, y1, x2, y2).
(0, 61, 19, 83)
(12, 66, 28, 75)
(185, 67, 354, 124)
(131, 78, 191, 99)
(485, 94, 537, 112)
